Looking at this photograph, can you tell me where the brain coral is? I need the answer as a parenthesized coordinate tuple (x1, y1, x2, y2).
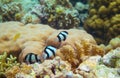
(0, 22, 104, 68)
(84, 0, 120, 44)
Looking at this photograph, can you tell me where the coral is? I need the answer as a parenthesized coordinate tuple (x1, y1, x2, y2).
(101, 47, 120, 68)
(99, 37, 120, 52)
(1, 22, 119, 77)
(0, 21, 55, 60)
(75, 49, 120, 78)
(0, 0, 40, 23)
(58, 40, 104, 68)
(5, 63, 33, 78)
(92, 65, 119, 78)
(0, 52, 19, 77)
(31, 0, 80, 29)
(0, 1, 22, 22)
(46, 29, 104, 68)
(75, 2, 89, 11)
(5, 56, 84, 78)
(0, 22, 103, 68)
(84, 0, 120, 44)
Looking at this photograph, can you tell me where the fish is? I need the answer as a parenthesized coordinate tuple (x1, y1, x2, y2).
(13, 33, 21, 41)
(57, 31, 68, 42)
(24, 53, 42, 64)
(43, 46, 57, 59)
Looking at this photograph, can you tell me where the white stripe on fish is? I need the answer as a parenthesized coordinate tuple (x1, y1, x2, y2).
(24, 53, 41, 64)
(57, 31, 68, 42)
(43, 46, 57, 59)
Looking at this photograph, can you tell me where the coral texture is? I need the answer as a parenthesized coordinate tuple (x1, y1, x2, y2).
(102, 47, 120, 67)
(0, 1, 22, 22)
(84, 0, 120, 44)
(31, 0, 80, 29)
(5, 56, 83, 78)
(0, 0, 39, 23)
(0, 21, 55, 59)
(4, 48, 120, 78)
(0, 22, 104, 68)
(0, 52, 19, 77)
(99, 37, 120, 53)
(75, 48, 120, 78)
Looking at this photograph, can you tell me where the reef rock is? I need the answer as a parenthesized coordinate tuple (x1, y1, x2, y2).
(102, 47, 120, 67)
(75, 50, 120, 78)
(5, 56, 83, 78)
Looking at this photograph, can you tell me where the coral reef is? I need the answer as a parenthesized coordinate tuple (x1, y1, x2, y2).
(31, 0, 80, 29)
(46, 29, 104, 68)
(99, 37, 120, 53)
(0, 52, 19, 77)
(84, 0, 120, 44)
(102, 47, 120, 68)
(0, 22, 120, 77)
(0, 0, 40, 23)
(5, 56, 83, 78)
(70, 0, 88, 6)
(74, 2, 89, 26)
(75, 48, 120, 78)
(0, 0, 90, 29)
(0, 0, 22, 22)
(0, 22, 104, 68)
(5, 63, 33, 78)
(0, 21, 55, 58)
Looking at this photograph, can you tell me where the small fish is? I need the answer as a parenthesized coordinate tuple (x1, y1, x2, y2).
(13, 33, 21, 41)
(43, 46, 57, 59)
(57, 31, 68, 42)
(24, 53, 41, 64)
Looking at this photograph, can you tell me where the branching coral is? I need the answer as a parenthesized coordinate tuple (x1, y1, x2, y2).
(84, 0, 120, 44)
(0, 52, 19, 77)
(5, 63, 33, 78)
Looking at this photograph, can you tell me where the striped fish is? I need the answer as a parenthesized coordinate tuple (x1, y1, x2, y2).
(43, 46, 57, 59)
(57, 31, 68, 42)
(24, 53, 41, 64)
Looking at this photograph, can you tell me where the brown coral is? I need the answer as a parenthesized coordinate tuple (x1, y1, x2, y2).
(0, 21, 55, 58)
(84, 0, 120, 44)
(5, 63, 32, 78)
(46, 29, 104, 68)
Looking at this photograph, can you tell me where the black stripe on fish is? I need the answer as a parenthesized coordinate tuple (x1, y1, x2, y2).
(44, 46, 56, 58)
(60, 32, 66, 41)
(44, 48, 50, 58)
(47, 46, 56, 56)
(35, 54, 38, 62)
(57, 31, 68, 42)
(57, 34, 61, 42)
(24, 53, 41, 64)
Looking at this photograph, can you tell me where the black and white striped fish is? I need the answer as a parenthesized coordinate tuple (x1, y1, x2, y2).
(24, 53, 41, 64)
(57, 31, 68, 42)
(43, 46, 57, 59)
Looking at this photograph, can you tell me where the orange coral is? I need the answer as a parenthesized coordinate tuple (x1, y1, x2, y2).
(58, 40, 104, 68)
(5, 63, 32, 78)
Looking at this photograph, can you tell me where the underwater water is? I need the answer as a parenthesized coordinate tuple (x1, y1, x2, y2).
(0, 0, 120, 78)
